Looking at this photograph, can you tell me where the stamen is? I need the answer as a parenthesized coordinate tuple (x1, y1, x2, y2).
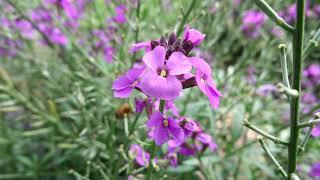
(160, 69, 167, 77)
(163, 119, 169, 127)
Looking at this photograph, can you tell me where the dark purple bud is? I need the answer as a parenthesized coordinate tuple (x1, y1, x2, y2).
(182, 40, 193, 55)
(168, 32, 177, 45)
(151, 40, 159, 50)
(160, 36, 167, 47)
(182, 77, 197, 89)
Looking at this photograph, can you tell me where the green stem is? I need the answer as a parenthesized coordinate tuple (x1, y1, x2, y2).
(298, 119, 320, 128)
(135, 0, 141, 43)
(176, 0, 197, 36)
(279, 44, 291, 89)
(303, 27, 320, 60)
(288, 0, 305, 178)
(146, 100, 165, 179)
(129, 112, 142, 135)
(254, 0, 294, 33)
(243, 119, 289, 145)
(297, 127, 313, 155)
(259, 139, 288, 179)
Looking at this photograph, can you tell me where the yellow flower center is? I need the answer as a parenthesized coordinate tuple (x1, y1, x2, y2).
(160, 69, 167, 77)
(163, 119, 169, 127)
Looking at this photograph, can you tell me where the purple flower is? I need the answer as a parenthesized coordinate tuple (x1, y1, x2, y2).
(134, 98, 146, 113)
(15, 19, 34, 39)
(314, 5, 320, 18)
(167, 140, 196, 156)
(256, 84, 277, 97)
(309, 162, 320, 177)
(183, 26, 205, 47)
(271, 27, 283, 37)
(177, 117, 198, 137)
(165, 153, 178, 168)
(311, 125, 320, 137)
(189, 57, 222, 109)
(140, 46, 192, 100)
(129, 144, 150, 167)
(61, 0, 79, 20)
(112, 66, 145, 98)
(147, 111, 184, 146)
(241, 10, 265, 38)
(195, 133, 218, 152)
(103, 46, 115, 62)
(130, 41, 152, 53)
(112, 4, 127, 24)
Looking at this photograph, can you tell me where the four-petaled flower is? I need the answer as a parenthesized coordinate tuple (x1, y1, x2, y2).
(112, 66, 144, 98)
(140, 46, 192, 100)
(147, 111, 184, 146)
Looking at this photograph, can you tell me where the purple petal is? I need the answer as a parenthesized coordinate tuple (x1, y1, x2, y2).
(154, 126, 169, 146)
(114, 87, 133, 98)
(140, 71, 182, 100)
(189, 57, 212, 75)
(112, 75, 131, 90)
(183, 26, 206, 46)
(206, 85, 221, 109)
(126, 66, 144, 82)
(166, 52, 192, 75)
(135, 98, 146, 113)
(130, 41, 151, 53)
(142, 46, 165, 72)
(195, 71, 207, 94)
(147, 111, 163, 127)
(311, 125, 320, 137)
(168, 119, 184, 144)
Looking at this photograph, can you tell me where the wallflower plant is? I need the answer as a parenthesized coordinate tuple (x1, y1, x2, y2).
(113, 26, 221, 179)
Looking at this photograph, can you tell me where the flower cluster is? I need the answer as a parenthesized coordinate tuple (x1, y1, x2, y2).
(0, 1, 127, 62)
(113, 27, 221, 168)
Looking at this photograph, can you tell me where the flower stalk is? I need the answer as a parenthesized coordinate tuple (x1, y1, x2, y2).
(146, 100, 165, 180)
(279, 44, 291, 89)
(254, 0, 294, 33)
(298, 119, 320, 129)
(303, 27, 320, 60)
(259, 138, 288, 179)
(297, 127, 313, 155)
(243, 119, 289, 145)
(288, 0, 305, 178)
(176, 0, 197, 36)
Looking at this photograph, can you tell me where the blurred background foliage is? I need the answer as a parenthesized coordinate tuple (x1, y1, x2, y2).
(0, 0, 319, 179)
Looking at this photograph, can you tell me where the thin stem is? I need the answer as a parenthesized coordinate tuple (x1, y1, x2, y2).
(288, 0, 305, 178)
(176, 0, 197, 36)
(298, 119, 320, 128)
(254, 0, 294, 33)
(297, 127, 313, 155)
(259, 139, 288, 179)
(279, 44, 291, 89)
(135, 0, 141, 43)
(129, 112, 142, 135)
(243, 119, 289, 145)
(197, 152, 209, 180)
(303, 27, 320, 60)
(146, 100, 165, 180)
